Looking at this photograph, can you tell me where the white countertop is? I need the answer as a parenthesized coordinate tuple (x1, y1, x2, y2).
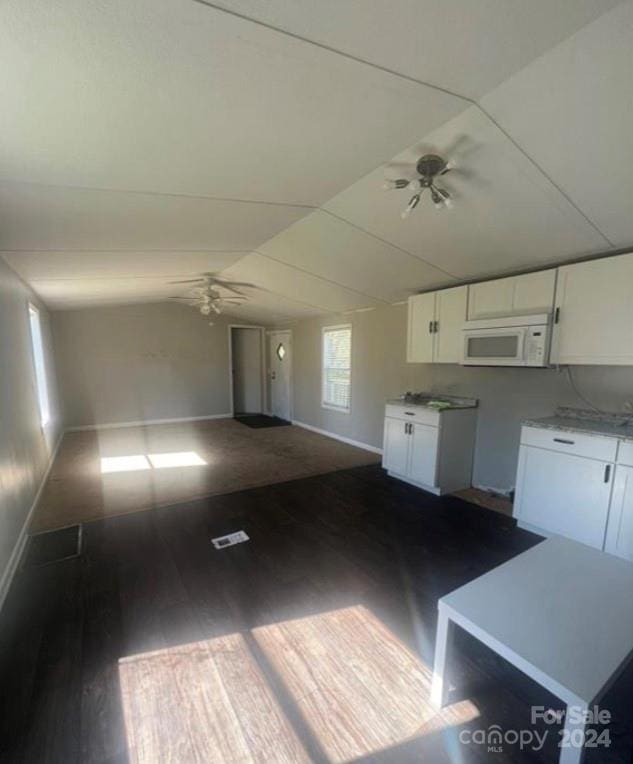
(387, 393, 478, 411)
(523, 407, 633, 442)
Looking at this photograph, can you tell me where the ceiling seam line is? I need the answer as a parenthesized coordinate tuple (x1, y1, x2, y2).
(0, 249, 254, 254)
(191, 0, 474, 105)
(0, 179, 319, 211)
(192, 0, 616, 253)
(473, 103, 615, 248)
(318, 209, 459, 280)
(252, 250, 391, 305)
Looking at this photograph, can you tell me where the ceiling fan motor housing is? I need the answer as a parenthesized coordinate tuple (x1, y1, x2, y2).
(416, 154, 447, 179)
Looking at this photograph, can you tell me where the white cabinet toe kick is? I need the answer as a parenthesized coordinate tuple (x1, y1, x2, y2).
(382, 403, 478, 495)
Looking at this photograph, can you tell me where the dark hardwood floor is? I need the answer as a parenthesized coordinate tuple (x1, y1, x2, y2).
(0, 464, 631, 763)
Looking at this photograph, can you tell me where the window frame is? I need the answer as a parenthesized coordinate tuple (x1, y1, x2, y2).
(321, 323, 352, 414)
(27, 302, 51, 428)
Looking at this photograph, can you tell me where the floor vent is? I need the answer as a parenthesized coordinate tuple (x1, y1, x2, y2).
(212, 530, 250, 550)
(23, 524, 82, 568)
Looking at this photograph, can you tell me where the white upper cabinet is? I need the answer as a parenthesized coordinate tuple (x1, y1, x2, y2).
(467, 270, 556, 320)
(434, 286, 468, 364)
(551, 253, 633, 365)
(407, 286, 467, 364)
(407, 292, 435, 363)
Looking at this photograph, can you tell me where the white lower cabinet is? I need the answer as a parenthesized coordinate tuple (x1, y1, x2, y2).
(515, 446, 612, 549)
(408, 423, 439, 486)
(514, 425, 633, 560)
(605, 465, 633, 561)
(382, 404, 477, 495)
(383, 417, 411, 475)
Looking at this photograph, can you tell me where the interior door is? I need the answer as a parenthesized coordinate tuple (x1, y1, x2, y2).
(231, 328, 263, 414)
(268, 330, 291, 421)
(382, 417, 410, 475)
(434, 286, 467, 363)
(515, 446, 612, 548)
(408, 423, 439, 487)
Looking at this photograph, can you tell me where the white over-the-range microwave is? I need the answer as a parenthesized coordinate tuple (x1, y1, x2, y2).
(461, 314, 551, 367)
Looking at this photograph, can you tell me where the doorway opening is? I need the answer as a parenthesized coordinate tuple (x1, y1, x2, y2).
(229, 326, 265, 416)
(267, 330, 292, 422)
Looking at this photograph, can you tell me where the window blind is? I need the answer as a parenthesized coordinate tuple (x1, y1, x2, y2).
(322, 326, 351, 411)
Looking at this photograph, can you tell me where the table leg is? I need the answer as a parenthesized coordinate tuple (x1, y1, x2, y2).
(431, 607, 454, 708)
(559, 702, 587, 764)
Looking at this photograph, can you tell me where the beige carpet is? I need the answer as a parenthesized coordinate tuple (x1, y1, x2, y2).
(31, 418, 380, 532)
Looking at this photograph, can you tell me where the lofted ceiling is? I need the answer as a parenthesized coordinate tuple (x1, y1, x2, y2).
(1, 0, 631, 325)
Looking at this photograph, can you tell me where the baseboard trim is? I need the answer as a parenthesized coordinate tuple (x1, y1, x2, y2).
(66, 412, 233, 432)
(292, 420, 382, 455)
(0, 428, 65, 615)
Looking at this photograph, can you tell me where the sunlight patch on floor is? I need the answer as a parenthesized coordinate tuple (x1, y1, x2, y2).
(100, 455, 151, 474)
(118, 633, 309, 764)
(100, 451, 206, 474)
(147, 451, 207, 468)
(253, 604, 479, 763)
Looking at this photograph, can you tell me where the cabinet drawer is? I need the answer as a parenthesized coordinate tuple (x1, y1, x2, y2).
(520, 426, 617, 462)
(385, 405, 440, 426)
(617, 440, 633, 467)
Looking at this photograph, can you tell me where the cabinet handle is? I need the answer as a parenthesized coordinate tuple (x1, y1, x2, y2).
(553, 438, 575, 445)
(554, 307, 560, 324)
(604, 464, 611, 483)
(428, 320, 433, 334)
(404, 411, 415, 416)
(433, 320, 439, 333)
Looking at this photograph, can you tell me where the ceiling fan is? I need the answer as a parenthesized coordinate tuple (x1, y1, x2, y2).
(167, 273, 256, 323)
(382, 153, 454, 219)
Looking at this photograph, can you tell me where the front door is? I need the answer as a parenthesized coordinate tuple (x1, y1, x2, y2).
(268, 330, 291, 421)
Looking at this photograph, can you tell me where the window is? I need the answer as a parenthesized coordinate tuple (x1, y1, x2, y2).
(322, 325, 351, 412)
(28, 304, 51, 427)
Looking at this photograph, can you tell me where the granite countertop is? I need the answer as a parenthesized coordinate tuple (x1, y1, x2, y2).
(523, 407, 633, 442)
(387, 393, 478, 411)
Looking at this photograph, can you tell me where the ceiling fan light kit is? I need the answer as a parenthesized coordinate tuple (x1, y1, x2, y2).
(383, 153, 453, 218)
(167, 273, 255, 323)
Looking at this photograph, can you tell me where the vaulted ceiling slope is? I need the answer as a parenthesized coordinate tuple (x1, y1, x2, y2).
(1, 0, 630, 324)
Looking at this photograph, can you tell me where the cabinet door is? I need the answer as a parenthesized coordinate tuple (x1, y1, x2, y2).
(382, 417, 410, 475)
(515, 446, 612, 548)
(434, 286, 467, 363)
(468, 270, 556, 320)
(551, 253, 633, 365)
(605, 465, 633, 561)
(408, 423, 439, 487)
(512, 270, 556, 315)
(407, 293, 435, 363)
(467, 277, 514, 320)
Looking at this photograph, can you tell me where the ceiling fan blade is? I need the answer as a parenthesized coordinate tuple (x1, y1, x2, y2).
(167, 278, 206, 284)
(210, 278, 257, 291)
(383, 163, 415, 182)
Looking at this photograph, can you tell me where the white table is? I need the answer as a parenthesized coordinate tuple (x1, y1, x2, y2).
(431, 536, 633, 763)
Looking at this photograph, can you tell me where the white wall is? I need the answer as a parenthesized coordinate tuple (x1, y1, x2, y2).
(290, 303, 633, 492)
(0, 258, 62, 598)
(52, 302, 234, 428)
